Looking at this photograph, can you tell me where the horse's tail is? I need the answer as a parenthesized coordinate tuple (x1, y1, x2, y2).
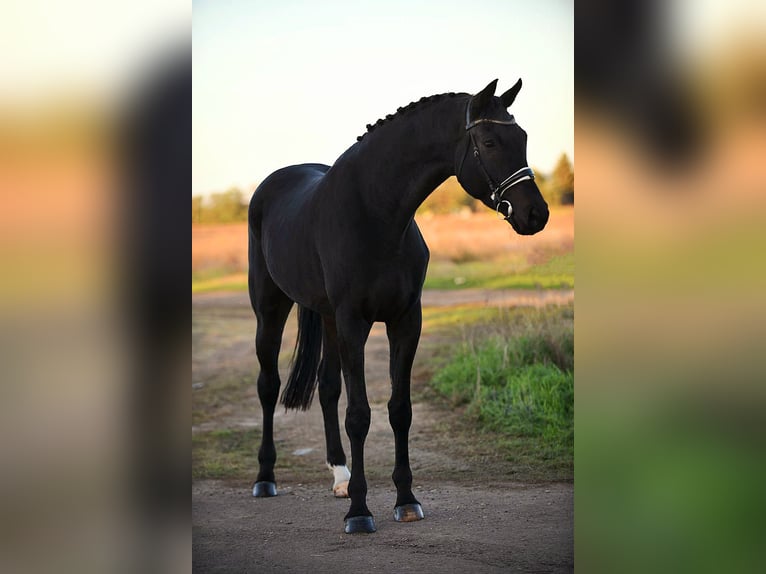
(280, 306, 323, 411)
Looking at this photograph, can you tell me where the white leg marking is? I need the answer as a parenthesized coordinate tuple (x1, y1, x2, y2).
(327, 464, 351, 498)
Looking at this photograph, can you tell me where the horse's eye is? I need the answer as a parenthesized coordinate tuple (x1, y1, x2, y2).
(483, 140, 495, 148)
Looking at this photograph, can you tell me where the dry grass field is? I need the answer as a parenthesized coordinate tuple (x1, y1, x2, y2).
(417, 207, 573, 262)
(192, 223, 249, 274)
(192, 207, 573, 292)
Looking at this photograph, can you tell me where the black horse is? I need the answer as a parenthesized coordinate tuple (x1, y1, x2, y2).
(248, 79, 549, 534)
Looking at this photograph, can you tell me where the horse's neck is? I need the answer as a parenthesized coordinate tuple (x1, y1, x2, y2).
(348, 96, 468, 237)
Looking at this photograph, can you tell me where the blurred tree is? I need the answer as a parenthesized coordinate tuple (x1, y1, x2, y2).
(205, 187, 248, 223)
(191, 188, 249, 223)
(192, 195, 203, 223)
(418, 176, 480, 214)
(192, 187, 247, 223)
(547, 153, 575, 205)
(533, 168, 550, 203)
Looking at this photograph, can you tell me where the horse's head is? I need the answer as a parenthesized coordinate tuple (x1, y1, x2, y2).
(455, 79, 549, 235)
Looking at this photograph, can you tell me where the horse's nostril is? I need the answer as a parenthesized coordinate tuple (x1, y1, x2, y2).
(528, 206, 549, 229)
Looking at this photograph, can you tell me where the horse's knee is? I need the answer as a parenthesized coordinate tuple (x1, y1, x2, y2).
(255, 339, 279, 369)
(345, 405, 371, 439)
(387, 398, 412, 429)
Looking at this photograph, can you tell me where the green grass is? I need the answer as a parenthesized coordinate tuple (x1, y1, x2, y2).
(423, 252, 574, 290)
(429, 304, 574, 475)
(192, 271, 247, 294)
(421, 305, 502, 330)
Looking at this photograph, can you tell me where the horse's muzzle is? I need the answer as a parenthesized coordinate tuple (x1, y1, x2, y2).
(509, 203, 549, 235)
(527, 204, 550, 232)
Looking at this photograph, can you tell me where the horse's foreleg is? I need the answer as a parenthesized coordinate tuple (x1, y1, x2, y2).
(318, 316, 350, 497)
(335, 311, 374, 533)
(386, 302, 424, 522)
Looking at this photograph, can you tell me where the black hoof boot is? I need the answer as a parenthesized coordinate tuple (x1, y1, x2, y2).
(394, 503, 424, 522)
(252, 481, 277, 497)
(344, 515, 377, 534)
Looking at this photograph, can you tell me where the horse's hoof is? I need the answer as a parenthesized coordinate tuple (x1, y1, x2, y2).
(394, 503, 424, 522)
(333, 480, 349, 498)
(252, 481, 277, 497)
(344, 515, 377, 534)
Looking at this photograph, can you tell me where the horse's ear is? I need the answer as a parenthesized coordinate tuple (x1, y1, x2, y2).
(469, 79, 498, 119)
(474, 79, 498, 106)
(500, 78, 522, 108)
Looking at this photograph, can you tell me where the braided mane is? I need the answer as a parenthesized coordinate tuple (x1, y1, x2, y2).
(356, 92, 467, 142)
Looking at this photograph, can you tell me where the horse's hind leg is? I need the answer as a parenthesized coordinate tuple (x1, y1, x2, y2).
(386, 303, 424, 522)
(249, 252, 293, 497)
(318, 316, 350, 497)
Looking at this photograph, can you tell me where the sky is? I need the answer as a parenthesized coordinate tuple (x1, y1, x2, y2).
(193, 0, 574, 197)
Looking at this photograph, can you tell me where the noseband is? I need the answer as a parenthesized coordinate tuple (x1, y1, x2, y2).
(457, 103, 535, 220)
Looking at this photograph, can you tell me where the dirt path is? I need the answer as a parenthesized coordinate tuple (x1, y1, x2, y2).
(192, 290, 573, 573)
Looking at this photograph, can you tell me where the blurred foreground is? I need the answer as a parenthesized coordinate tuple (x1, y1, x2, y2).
(576, 1, 766, 572)
(0, 2, 189, 573)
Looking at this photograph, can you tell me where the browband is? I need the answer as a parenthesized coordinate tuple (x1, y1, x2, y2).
(465, 100, 516, 130)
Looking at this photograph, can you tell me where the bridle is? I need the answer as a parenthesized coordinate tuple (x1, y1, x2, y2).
(457, 101, 535, 220)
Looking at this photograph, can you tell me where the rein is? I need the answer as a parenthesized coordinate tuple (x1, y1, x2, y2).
(457, 102, 535, 220)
